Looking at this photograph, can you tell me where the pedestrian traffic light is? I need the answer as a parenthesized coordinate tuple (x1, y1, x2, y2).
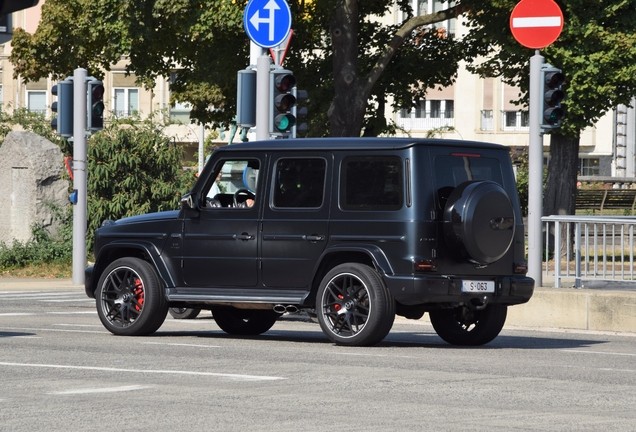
(237, 68, 256, 128)
(270, 69, 296, 138)
(87, 79, 105, 131)
(51, 78, 74, 137)
(540, 65, 565, 129)
(292, 88, 308, 138)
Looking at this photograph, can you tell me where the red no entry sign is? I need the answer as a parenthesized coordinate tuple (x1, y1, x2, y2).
(510, 0, 563, 49)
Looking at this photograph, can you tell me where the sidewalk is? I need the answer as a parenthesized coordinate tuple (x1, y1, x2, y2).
(2, 277, 635, 334)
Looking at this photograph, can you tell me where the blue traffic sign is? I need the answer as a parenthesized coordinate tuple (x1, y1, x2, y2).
(244, 0, 292, 48)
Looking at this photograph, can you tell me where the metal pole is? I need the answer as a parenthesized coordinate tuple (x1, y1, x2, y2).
(256, 55, 271, 141)
(247, 42, 265, 142)
(72, 68, 88, 285)
(527, 51, 544, 286)
(198, 122, 205, 173)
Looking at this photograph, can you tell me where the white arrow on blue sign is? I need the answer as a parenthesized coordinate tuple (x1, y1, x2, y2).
(244, 0, 292, 48)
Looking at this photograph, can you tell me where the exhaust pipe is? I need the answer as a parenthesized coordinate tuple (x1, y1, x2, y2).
(273, 304, 300, 314)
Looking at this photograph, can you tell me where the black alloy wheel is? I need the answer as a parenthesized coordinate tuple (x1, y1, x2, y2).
(429, 304, 508, 346)
(317, 263, 395, 346)
(96, 257, 168, 336)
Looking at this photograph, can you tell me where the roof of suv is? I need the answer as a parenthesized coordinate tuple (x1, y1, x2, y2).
(214, 138, 509, 153)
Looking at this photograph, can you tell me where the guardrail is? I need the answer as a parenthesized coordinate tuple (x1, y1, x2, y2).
(542, 215, 636, 288)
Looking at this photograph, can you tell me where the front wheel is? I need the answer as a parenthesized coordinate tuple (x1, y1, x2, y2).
(211, 306, 279, 336)
(316, 263, 395, 346)
(96, 257, 168, 336)
(429, 304, 507, 346)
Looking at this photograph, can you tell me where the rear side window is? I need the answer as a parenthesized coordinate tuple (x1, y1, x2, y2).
(273, 158, 326, 208)
(340, 156, 403, 211)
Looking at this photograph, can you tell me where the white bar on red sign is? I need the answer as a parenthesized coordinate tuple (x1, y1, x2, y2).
(512, 16, 562, 28)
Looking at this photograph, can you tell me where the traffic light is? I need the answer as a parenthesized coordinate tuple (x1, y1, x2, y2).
(292, 88, 308, 138)
(270, 69, 296, 138)
(51, 78, 74, 137)
(237, 68, 256, 128)
(87, 79, 105, 131)
(540, 65, 565, 129)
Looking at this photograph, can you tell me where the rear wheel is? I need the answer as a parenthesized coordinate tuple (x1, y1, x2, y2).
(317, 263, 395, 346)
(211, 306, 278, 336)
(169, 307, 201, 320)
(96, 257, 168, 336)
(429, 304, 507, 346)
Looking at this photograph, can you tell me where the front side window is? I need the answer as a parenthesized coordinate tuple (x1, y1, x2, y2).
(204, 159, 260, 209)
(273, 158, 326, 208)
(340, 156, 403, 211)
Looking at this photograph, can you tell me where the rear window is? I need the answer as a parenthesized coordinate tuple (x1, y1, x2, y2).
(434, 154, 504, 188)
(434, 153, 504, 211)
(340, 156, 403, 211)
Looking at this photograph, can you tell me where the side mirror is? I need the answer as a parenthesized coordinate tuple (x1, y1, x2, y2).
(181, 193, 196, 210)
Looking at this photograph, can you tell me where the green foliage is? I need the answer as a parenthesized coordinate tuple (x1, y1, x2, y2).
(10, 0, 467, 137)
(462, 0, 636, 138)
(0, 107, 70, 153)
(87, 116, 197, 247)
(0, 206, 73, 270)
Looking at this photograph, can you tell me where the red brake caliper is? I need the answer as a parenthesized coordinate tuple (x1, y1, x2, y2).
(334, 294, 344, 311)
(133, 278, 145, 312)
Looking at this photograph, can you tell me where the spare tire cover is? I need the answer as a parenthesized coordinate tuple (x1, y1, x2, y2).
(443, 181, 515, 265)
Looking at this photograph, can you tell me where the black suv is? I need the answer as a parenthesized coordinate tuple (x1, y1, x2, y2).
(85, 138, 533, 346)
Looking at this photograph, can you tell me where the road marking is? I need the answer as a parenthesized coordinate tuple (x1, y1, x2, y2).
(0, 362, 286, 381)
(561, 349, 636, 357)
(0, 311, 95, 317)
(142, 342, 221, 348)
(49, 385, 151, 395)
(53, 324, 103, 328)
(0, 313, 36, 317)
(331, 352, 419, 359)
(47, 311, 96, 314)
(0, 326, 106, 334)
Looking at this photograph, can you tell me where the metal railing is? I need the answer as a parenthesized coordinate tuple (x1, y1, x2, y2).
(542, 215, 636, 288)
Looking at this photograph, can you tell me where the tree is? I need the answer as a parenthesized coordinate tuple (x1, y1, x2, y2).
(10, 0, 468, 137)
(462, 0, 636, 216)
(87, 116, 197, 248)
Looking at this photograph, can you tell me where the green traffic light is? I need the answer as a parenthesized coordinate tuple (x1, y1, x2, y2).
(275, 114, 296, 132)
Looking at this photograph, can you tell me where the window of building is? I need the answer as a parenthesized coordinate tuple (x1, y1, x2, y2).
(113, 88, 139, 117)
(169, 72, 192, 124)
(340, 156, 403, 211)
(25, 77, 47, 114)
(578, 158, 600, 176)
(481, 110, 493, 131)
(112, 73, 139, 117)
(27, 91, 46, 113)
(273, 158, 326, 208)
(502, 110, 529, 131)
(414, 0, 456, 37)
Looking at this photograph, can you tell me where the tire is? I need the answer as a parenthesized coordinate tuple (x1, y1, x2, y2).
(316, 263, 395, 346)
(443, 181, 515, 265)
(211, 306, 279, 336)
(169, 307, 201, 320)
(429, 304, 507, 346)
(96, 257, 168, 336)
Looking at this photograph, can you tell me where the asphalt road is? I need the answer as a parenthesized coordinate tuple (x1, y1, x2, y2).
(2, 288, 636, 431)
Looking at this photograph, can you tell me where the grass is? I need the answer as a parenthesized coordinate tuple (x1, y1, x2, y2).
(0, 261, 72, 279)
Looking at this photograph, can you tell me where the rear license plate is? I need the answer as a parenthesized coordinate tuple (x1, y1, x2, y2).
(461, 280, 495, 293)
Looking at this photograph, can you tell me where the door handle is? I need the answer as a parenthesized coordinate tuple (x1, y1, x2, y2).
(304, 235, 325, 242)
(236, 233, 255, 241)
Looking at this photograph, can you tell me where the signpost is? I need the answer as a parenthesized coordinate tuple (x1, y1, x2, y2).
(510, 0, 564, 287)
(243, 0, 292, 139)
(244, 0, 292, 48)
(510, 0, 563, 49)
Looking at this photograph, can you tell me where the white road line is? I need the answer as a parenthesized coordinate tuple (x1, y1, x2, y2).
(0, 311, 95, 317)
(0, 291, 80, 299)
(0, 326, 106, 334)
(39, 299, 95, 303)
(49, 385, 151, 395)
(561, 349, 636, 357)
(0, 362, 286, 381)
(0, 313, 36, 317)
(53, 324, 103, 328)
(142, 342, 221, 348)
(47, 311, 96, 315)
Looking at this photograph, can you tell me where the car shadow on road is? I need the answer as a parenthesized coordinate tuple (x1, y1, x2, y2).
(153, 324, 608, 350)
(0, 331, 37, 338)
